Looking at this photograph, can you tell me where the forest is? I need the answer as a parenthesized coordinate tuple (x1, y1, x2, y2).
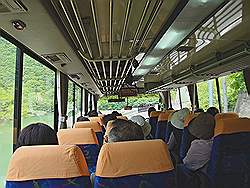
(0, 37, 247, 121)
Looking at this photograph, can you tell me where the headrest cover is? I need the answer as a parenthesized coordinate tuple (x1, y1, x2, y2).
(150, 111, 162, 118)
(6, 145, 89, 181)
(74, 121, 102, 132)
(57, 128, 99, 145)
(214, 118, 250, 137)
(158, 112, 171, 121)
(89, 116, 103, 125)
(184, 113, 200, 127)
(95, 139, 174, 178)
(116, 116, 128, 120)
(215, 113, 239, 121)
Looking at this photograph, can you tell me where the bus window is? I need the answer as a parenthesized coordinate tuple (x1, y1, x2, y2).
(21, 54, 55, 129)
(170, 89, 181, 110)
(0, 37, 15, 187)
(75, 85, 82, 120)
(67, 80, 74, 127)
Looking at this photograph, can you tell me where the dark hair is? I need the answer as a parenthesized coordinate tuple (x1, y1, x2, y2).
(194, 108, 204, 113)
(88, 110, 98, 117)
(167, 107, 174, 110)
(17, 123, 58, 148)
(108, 119, 144, 143)
(148, 107, 156, 117)
(103, 114, 117, 127)
(207, 107, 219, 117)
(112, 111, 122, 117)
(77, 116, 90, 122)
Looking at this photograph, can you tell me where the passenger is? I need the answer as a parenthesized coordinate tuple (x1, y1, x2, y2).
(194, 108, 204, 113)
(17, 123, 58, 148)
(207, 107, 219, 117)
(184, 112, 215, 171)
(111, 111, 122, 117)
(108, 119, 144, 143)
(76, 116, 90, 122)
(148, 106, 156, 118)
(167, 107, 174, 110)
(88, 110, 98, 117)
(103, 114, 117, 128)
(130, 115, 152, 139)
(167, 108, 190, 163)
(176, 112, 215, 187)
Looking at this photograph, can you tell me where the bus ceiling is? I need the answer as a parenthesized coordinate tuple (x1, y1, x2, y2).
(40, 0, 231, 95)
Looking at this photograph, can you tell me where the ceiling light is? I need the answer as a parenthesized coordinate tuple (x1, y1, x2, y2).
(12, 19, 26, 31)
(135, 52, 145, 61)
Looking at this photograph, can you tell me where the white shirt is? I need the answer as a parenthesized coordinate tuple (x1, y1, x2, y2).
(183, 139, 213, 171)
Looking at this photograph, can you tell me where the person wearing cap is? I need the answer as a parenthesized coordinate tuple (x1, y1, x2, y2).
(176, 112, 215, 188)
(130, 115, 152, 139)
(167, 108, 190, 163)
(183, 112, 215, 171)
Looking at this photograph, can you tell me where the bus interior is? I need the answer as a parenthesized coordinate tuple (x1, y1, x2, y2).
(0, 0, 250, 187)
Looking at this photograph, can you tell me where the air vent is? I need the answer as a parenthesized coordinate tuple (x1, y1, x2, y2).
(42, 53, 71, 64)
(0, 0, 27, 14)
(69, 73, 84, 80)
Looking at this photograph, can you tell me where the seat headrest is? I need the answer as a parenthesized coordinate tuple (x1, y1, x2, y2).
(214, 118, 250, 137)
(95, 139, 174, 178)
(150, 111, 162, 118)
(184, 113, 200, 127)
(89, 116, 103, 125)
(116, 116, 128, 120)
(215, 113, 239, 121)
(158, 111, 172, 121)
(57, 128, 99, 145)
(6, 145, 89, 181)
(74, 121, 102, 132)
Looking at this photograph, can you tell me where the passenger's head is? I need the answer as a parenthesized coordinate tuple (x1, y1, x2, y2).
(167, 107, 174, 110)
(188, 112, 215, 140)
(130, 115, 151, 138)
(207, 107, 219, 117)
(194, 108, 204, 113)
(17, 123, 58, 147)
(88, 110, 98, 117)
(112, 111, 122, 117)
(170, 108, 190, 129)
(103, 114, 117, 127)
(108, 119, 144, 143)
(76, 116, 90, 122)
(148, 107, 156, 117)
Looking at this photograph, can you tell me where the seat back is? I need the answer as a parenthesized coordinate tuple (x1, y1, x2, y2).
(89, 116, 103, 126)
(6, 145, 91, 188)
(155, 111, 173, 140)
(214, 113, 239, 122)
(149, 111, 162, 138)
(74, 121, 103, 145)
(116, 116, 128, 120)
(180, 113, 200, 161)
(208, 118, 250, 188)
(94, 140, 175, 188)
(57, 128, 100, 173)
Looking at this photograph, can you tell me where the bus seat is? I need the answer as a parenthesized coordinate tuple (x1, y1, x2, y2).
(208, 118, 250, 188)
(180, 113, 200, 161)
(116, 116, 128, 120)
(57, 128, 100, 173)
(74, 121, 103, 145)
(6, 145, 91, 188)
(94, 140, 175, 188)
(155, 111, 173, 140)
(149, 111, 162, 138)
(89, 116, 104, 126)
(214, 112, 239, 122)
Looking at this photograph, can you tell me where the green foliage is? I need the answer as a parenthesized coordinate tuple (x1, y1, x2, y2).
(98, 94, 159, 110)
(0, 37, 55, 120)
